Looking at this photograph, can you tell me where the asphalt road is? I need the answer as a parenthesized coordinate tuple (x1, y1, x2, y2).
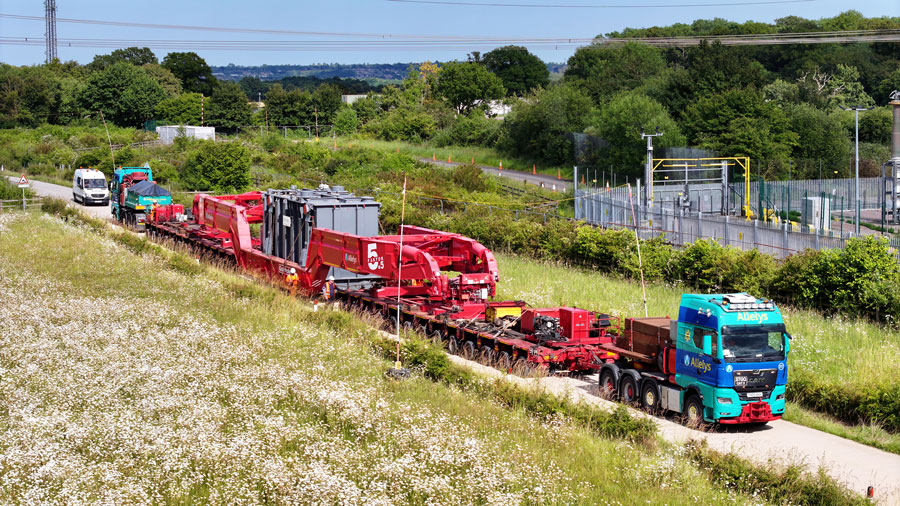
(451, 357, 900, 505)
(22, 177, 900, 504)
(9, 176, 112, 221)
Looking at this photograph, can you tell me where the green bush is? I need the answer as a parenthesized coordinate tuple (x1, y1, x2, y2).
(181, 141, 250, 193)
(0, 178, 34, 200)
(333, 106, 359, 136)
(450, 164, 488, 192)
(432, 114, 501, 148)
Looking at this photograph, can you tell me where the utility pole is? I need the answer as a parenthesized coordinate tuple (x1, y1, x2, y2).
(842, 105, 872, 236)
(44, 0, 57, 63)
(640, 127, 663, 209)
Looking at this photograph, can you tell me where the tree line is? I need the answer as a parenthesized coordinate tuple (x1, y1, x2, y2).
(1, 10, 899, 180)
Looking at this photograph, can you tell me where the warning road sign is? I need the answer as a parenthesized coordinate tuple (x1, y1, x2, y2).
(17, 174, 29, 188)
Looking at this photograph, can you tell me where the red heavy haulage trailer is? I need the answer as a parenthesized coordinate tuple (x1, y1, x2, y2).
(146, 187, 791, 425)
(146, 189, 637, 373)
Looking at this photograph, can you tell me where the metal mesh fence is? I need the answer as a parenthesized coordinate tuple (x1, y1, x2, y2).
(575, 188, 900, 259)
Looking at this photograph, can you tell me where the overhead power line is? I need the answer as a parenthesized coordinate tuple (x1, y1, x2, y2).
(3, 29, 900, 53)
(386, 0, 815, 7)
(0, 12, 573, 41)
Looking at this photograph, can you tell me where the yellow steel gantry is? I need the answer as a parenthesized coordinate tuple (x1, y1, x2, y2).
(650, 157, 751, 218)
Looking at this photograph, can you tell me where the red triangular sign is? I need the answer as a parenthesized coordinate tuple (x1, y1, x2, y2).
(17, 174, 29, 187)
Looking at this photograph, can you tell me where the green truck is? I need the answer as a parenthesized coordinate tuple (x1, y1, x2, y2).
(599, 292, 790, 425)
(110, 164, 173, 231)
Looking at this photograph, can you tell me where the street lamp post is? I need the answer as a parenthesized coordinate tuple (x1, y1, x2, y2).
(842, 105, 872, 236)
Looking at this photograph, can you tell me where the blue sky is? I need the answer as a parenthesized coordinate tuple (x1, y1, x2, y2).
(1, 0, 898, 67)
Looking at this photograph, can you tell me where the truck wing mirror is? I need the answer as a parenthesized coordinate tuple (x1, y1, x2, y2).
(784, 332, 792, 354)
(702, 334, 712, 356)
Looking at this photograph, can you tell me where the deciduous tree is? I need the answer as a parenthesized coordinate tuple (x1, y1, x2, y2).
(435, 61, 505, 115)
(207, 82, 251, 131)
(78, 62, 165, 127)
(483, 45, 549, 96)
(162, 52, 217, 95)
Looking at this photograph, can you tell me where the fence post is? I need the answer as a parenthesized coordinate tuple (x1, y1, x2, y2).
(783, 221, 789, 254)
(698, 211, 703, 239)
(515, 210, 519, 221)
(753, 219, 758, 248)
(723, 215, 729, 246)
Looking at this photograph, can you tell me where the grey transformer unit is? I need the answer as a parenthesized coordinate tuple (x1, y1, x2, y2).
(261, 185, 382, 289)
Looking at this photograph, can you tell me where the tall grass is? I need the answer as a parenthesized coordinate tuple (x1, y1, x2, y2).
(0, 211, 781, 505)
(341, 137, 573, 179)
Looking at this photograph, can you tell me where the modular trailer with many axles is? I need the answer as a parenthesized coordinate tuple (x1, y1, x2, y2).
(143, 184, 790, 426)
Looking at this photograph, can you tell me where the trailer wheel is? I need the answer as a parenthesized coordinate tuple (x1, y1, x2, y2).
(619, 374, 639, 405)
(462, 341, 476, 360)
(683, 395, 705, 427)
(497, 351, 512, 371)
(512, 357, 532, 376)
(429, 329, 443, 347)
(478, 346, 495, 366)
(447, 337, 460, 355)
(599, 369, 618, 400)
(641, 380, 660, 413)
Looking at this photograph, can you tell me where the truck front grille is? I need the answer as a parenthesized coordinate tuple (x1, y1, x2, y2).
(732, 369, 777, 392)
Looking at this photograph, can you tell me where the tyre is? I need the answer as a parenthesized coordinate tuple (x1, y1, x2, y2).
(447, 336, 460, 355)
(461, 341, 476, 360)
(497, 351, 512, 371)
(683, 395, 705, 427)
(619, 373, 639, 405)
(512, 357, 532, 376)
(641, 380, 661, 413)
(599, 369, 618, 400)
(429, 329, 443, 347)
(478, 346, 495, 366)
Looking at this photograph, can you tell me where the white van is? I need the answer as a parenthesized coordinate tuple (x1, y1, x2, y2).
(73, 168, 109, 206)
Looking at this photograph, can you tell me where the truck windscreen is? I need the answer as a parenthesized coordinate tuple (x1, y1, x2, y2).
(720, 324, 786, 362)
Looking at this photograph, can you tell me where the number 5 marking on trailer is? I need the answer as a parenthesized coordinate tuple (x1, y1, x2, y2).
(367, 243, 384, 271)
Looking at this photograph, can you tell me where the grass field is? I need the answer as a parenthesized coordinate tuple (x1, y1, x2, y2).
(340, 137, 574, 179)
(493, 253, 900, 437)
(0, 211, 784, 505)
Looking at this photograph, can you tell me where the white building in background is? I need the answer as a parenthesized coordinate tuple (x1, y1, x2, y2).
(155, 125, 216, 145)
(341, 94, 371, 105)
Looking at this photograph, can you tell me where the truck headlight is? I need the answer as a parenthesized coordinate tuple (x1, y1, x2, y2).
(716, 397, 732, 405)
(776, 393, 785, 401)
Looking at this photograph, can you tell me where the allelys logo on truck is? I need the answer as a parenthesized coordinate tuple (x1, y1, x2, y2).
(736, 312, 769, 322)
(684, 354, 712, 374)
(367, 243, 385, 271)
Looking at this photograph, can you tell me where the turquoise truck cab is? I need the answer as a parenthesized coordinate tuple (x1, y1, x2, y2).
(110, 165, 171, 231)
(674, 293, 789, 424)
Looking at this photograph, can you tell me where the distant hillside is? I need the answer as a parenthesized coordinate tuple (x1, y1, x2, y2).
(212, 63, 412, 84)
(214, 62, 567, 84)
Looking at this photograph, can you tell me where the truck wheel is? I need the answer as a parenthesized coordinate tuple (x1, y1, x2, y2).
(599, 369, 618, 400)
(619, 374, 639, 405)
(429, 329, 443, 346)
(683, 395, 705, 427)
(641, 380, 661, 413)
(447, 337, 460, 355)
